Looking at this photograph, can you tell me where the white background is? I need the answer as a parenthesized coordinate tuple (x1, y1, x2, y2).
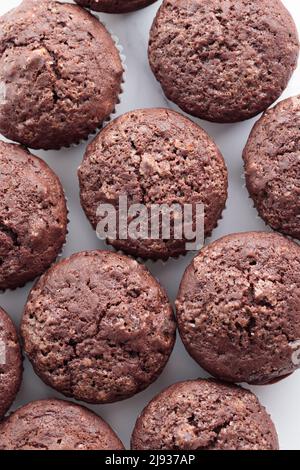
(0, 0, 299, 450)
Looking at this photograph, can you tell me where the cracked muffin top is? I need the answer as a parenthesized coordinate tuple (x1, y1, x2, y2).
(0, 306, 22, 418)
(0, 0, 123, 149)
(21, 250, 176, 404)
(244, 95, 300, 240)
(75, 0, 157, 14)
(0, 399, 124, 450)
(0, 141, 67, 291)
(78, 108, 228, 260)
(131, 379, 279, 450)
(176, 232, 300, 385)
(148, 0, 299, 123)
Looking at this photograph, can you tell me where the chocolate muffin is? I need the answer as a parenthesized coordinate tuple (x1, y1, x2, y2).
(244, 96, 300, 240)
(75, 0, 157, 13)
(0, 399, 124, 450)
(0, 307, 22, 418)
(21, 250, 176, 404)
(176, 232, 300, 385)
(0, 0, 123, 150)
(78, 108, 228, 260)
(131, 379, 279, 450)
(0, 141, 67, 291)
(149, 0, 299, 123)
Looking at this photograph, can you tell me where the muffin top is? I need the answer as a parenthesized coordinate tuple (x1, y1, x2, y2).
(244, 95, 300, 240)
(176, 232, 300, 385)
(149, 0, 299, 122)
(0, 399, 124, 450)
(0, 307, 22, 418)
(21, 250, 176, 403)
(131, 379, 279, 450)
(79, 108, 227, 260)
(0, 141, 67, 290)
(0, 0, 123, 149)
(75, 0, 157, 14)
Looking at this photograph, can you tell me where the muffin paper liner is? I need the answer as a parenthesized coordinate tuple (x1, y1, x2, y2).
(104, 30, 127, 125)
(58, 193, 70, 260)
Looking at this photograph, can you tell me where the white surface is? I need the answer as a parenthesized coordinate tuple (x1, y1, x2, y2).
(0, 0, 299, 451)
